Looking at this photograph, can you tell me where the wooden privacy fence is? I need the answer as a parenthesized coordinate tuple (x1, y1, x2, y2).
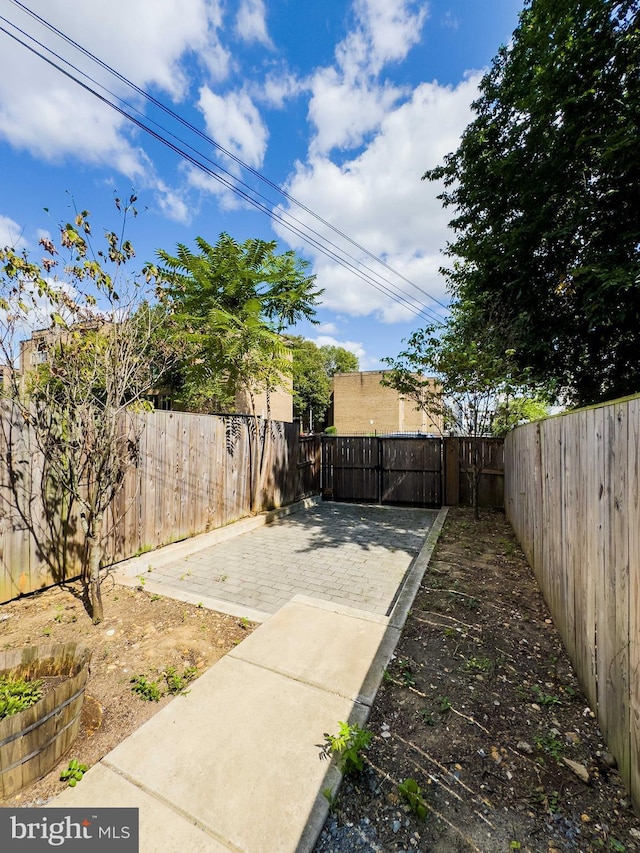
(0, 410, 320, 604)
(504, 395, 640, 809)
(321, 435, 504, 508)
(321, 436, 443, 506)
(443, 437, 504, 508)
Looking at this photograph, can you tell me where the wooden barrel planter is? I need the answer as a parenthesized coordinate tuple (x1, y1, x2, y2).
(0, 643, 91, 797)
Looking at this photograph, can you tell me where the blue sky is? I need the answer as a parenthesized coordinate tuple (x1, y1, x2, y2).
(0, 0, 523, 369)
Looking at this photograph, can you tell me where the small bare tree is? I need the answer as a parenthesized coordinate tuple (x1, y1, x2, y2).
(0, 200, 167, 622)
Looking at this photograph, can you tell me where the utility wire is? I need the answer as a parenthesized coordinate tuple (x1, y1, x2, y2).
(9, 0, 449, 315)
(2, 5, 449, 324)
(1, 21, 440, 325)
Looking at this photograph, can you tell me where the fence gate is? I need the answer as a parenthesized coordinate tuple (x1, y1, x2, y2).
(321, 436, 442, 507)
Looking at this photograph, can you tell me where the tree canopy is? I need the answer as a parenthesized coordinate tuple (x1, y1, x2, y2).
(383, 308, 524, 439)
(289, 338, 359, 431)
(0, 201, 162, 622)
(151, 233, 321, 415)
(320, 344, 359, 377)
(425, 0, 639, 406)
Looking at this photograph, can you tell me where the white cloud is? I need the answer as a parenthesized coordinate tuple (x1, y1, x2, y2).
(306, 0, 427, 155)
(311, 335, 366, 363)
(276, 75, 481, 322)
(0, 1, 228, 180)
(317, 322, 338, 335)
(258, 71, 305, 109)
(351, 0, 429, 74)
(0, 215, 27, 250)
(308, 69, 403, 154)
(235, 0, 272, 47)
(198, 87, 268, 169)
(154, 181, 191, 225)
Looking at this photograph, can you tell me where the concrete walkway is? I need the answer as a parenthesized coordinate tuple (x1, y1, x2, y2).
(50, 502, 448, 852)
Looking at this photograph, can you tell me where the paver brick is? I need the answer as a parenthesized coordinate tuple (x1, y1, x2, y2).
(145, 502, 437, 616)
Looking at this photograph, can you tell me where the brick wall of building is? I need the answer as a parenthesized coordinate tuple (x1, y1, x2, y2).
(331, 370, 441, 434)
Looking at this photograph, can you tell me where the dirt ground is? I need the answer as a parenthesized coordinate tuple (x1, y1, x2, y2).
(0, 575, 253, 807)
(316, 507, 640, 853)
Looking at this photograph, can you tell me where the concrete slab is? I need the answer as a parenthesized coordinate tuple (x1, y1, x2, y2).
(50, 764, 232, 852)
(100, 654, 353, 853)
(228, 596, 389, 705)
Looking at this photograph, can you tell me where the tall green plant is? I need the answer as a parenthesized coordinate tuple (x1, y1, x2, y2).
(424, 0, 639, 406)
(0, 197, 167, 622)
(150, 234, 321, 511)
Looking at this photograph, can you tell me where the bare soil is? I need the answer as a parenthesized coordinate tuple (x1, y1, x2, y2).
(317, 507, 640, 853)
(0, 576, 253, 807)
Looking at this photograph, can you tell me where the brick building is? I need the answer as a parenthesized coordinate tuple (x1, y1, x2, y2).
(331, 370, 441, 435)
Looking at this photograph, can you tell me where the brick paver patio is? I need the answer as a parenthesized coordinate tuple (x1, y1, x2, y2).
(143, 502, 438, 619)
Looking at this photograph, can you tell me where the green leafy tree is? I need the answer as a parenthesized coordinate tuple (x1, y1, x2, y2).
(425, 0, 639, 406)
(383, 309, 536, 516)
(151, 234, 320, 414)
(0, 200, 165, 622)
(151, 234, 321, 511)
(491, 397, 549, 437)
(320, 345, 359, 377)
(289, 337, 332, 432)
(289, 338, 359, 431)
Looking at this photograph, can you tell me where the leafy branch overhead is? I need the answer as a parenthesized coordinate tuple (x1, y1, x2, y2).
(423, 0, 640, 407)
(148, 233, 323, 415)
(0, 197, 168, 624)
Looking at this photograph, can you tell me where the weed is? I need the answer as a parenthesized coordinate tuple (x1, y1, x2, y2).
(0, 674, 43, 719)
(610, 839, 626, 852)
(443, 626, 458, 639)
(462, 596, 480, 611)
(150, 593, 162, 602)
(535, 733, 564, 761)
(462, 655, 493, 673)
(382, 668, 393, 684)
(60, 759, 88, 787)
(418, 709, 436, 726)
(197, 602, 203, 608)
(437, 695, 452, 713)
(322, 787, 338, 812)
(397, 660, 416, 687)
(529, 786, 561, 814)
(531, 684, 562, 707)
(130, 674, 162, 702)
(510, 842, 522, 850)
(42, 627, 52, 637)
(398, 778, 428, 820)
(137, 575, 146, 586)
(53, 606, 64, 623)
(322, 721, 373, 775)
(238, 616, 251, 630)
(163, 666, 198, 695)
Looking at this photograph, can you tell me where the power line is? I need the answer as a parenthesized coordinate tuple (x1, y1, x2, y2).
(2, 4, 450, 325)
(1, 20, 440, 325)
(9, 0, 450, 316)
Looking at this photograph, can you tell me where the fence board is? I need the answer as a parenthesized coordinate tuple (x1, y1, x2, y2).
(0, 411, 316, 603)
(628, 398, 640, 807)
(505, 394, 640, 812)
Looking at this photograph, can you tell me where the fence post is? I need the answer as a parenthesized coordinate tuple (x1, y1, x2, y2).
(444, 438, 460, 505)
